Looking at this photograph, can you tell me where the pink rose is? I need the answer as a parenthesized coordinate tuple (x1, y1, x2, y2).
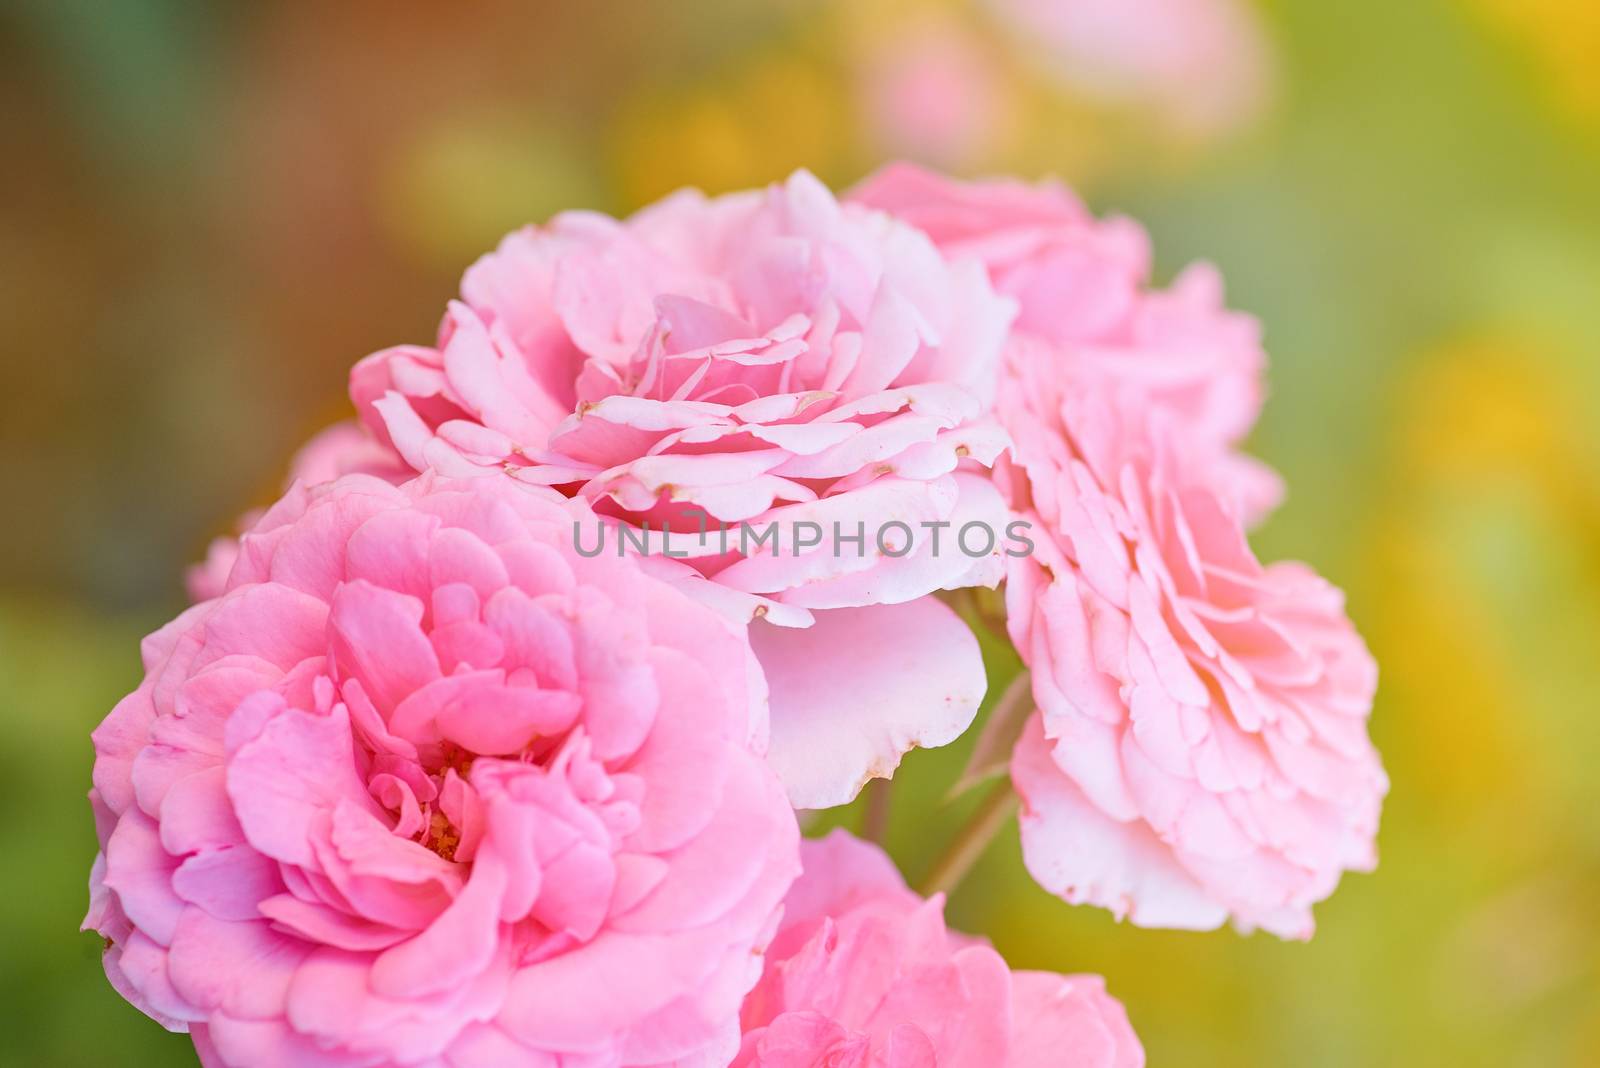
(736, 830, 1144, 1067)
(186, 421, 408, 602)
(1000, 368, 1385, 937)
(851, 163, 1282, 525)
(86, 473, 800, 1065)
(350, 171, 1014, 807)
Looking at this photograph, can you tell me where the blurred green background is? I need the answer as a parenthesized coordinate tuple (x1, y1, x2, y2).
(3, 0, 1598, 1064)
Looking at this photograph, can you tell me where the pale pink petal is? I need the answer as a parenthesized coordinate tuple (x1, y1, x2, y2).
(751, 599, 986, 808)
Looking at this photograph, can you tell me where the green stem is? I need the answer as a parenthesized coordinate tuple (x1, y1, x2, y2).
(918, 778, 1018, 898)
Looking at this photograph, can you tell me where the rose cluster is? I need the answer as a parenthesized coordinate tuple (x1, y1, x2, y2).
(87, 165, 1384, 1066)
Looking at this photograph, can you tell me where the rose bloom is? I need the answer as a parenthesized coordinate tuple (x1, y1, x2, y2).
(736, 830, 1143, 1067)
(1001, 367, 1385, 937)
(349, 171, 1013, 807)
(854, 165, 1381, 937)
(86, 473, 799, 1066)
(851, 163, 1281, 526)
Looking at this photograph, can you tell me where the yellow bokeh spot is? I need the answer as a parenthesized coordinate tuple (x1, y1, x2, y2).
(609, 54, 849, 210)
(1473, 0, 1600, 121)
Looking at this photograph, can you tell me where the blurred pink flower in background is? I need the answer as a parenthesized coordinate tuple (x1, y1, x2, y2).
(351, 170, 1015, 808)
(737, 830, 1144, 1067)
(88, 474, 799, 1066)
(856, 16, 1009, 170)
(986, 0, 1274, 137)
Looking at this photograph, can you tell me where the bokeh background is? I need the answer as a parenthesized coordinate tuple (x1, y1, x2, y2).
(4, 0, 1599, 1064)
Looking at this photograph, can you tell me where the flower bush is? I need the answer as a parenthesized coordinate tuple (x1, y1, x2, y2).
(88, 164, 1382, 1065)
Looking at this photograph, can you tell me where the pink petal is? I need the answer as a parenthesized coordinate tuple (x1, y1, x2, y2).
(750, 600, 986, 808)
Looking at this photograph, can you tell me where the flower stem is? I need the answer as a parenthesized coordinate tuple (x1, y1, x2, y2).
(861, 777, 892, 844)
(946, 586, 1009, 641)
(918, 778, 1018, 898)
